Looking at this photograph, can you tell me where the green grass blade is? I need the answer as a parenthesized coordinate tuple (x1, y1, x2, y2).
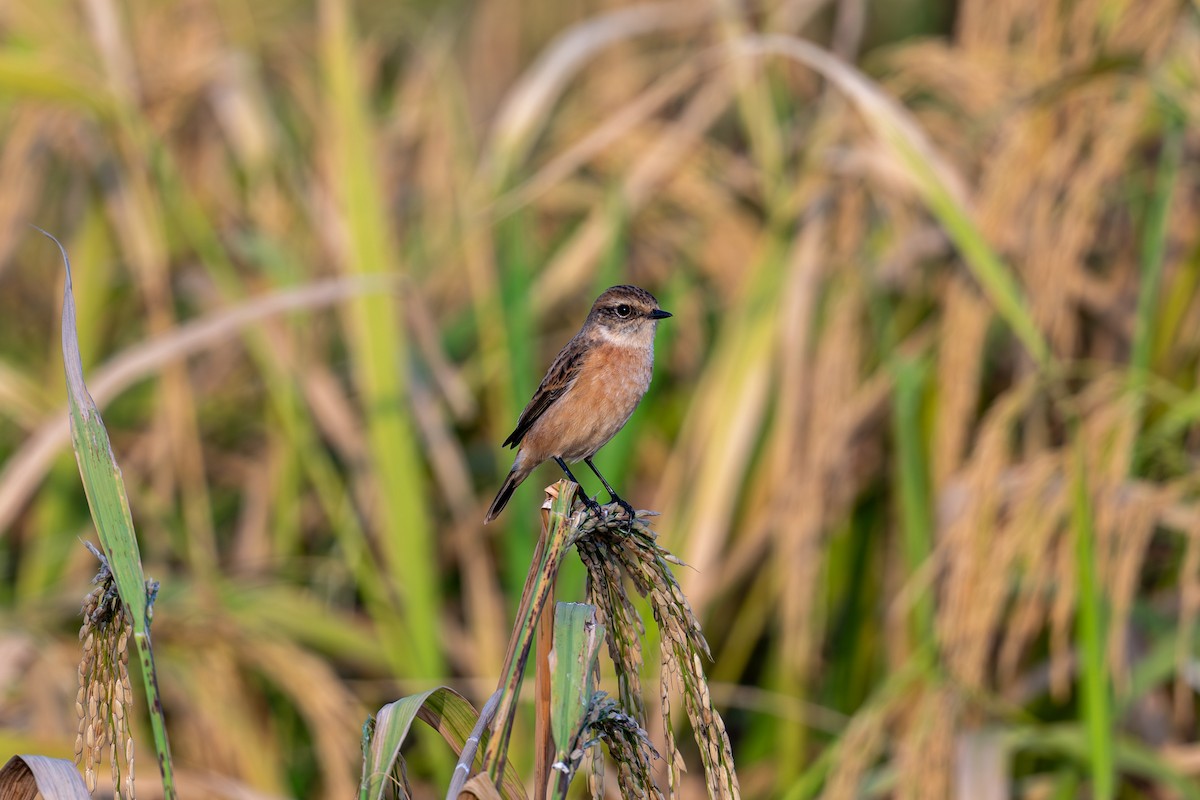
(53, 231, 147, 629)
(318, 0, 441, 678)
(360, 687, 525, 800)
(1071, 436, 1113, 799)
(47, 228, 177, 800)
(1130, 114, 1184, 447)
(549, 603, 603, 767)
(892, 355, 936, 651)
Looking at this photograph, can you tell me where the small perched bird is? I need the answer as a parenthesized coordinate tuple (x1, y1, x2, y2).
(484, 285, 671, 524)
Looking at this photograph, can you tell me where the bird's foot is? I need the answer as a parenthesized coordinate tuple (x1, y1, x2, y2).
(578, 492, 604, 519)
(614, 498, 636, 522)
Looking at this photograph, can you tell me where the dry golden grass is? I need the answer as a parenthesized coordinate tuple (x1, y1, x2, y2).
(0, 0, 1199, 796)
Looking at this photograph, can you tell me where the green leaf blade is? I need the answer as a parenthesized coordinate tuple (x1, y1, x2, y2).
(549, 602, 604, 762)
(52, 227, 148, 630)
(360, 687, 525, 800)
(48, 228, 177, 799)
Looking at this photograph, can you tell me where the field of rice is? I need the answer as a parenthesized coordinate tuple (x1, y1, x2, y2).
(1, 0, 1199, 797)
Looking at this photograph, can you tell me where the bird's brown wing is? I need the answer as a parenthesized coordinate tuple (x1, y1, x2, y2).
(502, 336, 586, 449)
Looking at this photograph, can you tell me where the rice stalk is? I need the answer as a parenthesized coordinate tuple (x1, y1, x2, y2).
(576, 511, 739, 800)
(75, 542, 134, 800)
(551, 691, 661, 800)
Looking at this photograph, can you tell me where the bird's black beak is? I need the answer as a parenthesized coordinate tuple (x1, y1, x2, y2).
(649, 308, 672, 320)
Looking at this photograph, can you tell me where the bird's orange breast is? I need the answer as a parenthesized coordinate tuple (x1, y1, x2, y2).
(519, 340, 653, 463)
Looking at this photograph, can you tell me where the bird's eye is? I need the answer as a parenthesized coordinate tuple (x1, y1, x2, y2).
(615, 304, 632, 318)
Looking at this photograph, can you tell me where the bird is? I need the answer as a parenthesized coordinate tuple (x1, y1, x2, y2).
(484, 285, 672, 524)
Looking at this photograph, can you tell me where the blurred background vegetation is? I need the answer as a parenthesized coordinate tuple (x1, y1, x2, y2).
(1, 0, 1199, 797)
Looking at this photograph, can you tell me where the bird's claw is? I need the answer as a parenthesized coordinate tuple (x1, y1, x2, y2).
(582, 495, 604, 518)
(574, 488, 635, 528)
(615, 498, 636, 521)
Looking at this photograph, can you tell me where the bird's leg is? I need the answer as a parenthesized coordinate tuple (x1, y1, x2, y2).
(553, 457, 603, 517)
(584, 457, 635, 521)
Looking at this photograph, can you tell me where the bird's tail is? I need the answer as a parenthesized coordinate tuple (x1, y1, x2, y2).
(484, 464, 529, 524)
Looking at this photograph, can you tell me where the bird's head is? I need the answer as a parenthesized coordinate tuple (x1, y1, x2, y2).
(585, 285, 671, 342)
